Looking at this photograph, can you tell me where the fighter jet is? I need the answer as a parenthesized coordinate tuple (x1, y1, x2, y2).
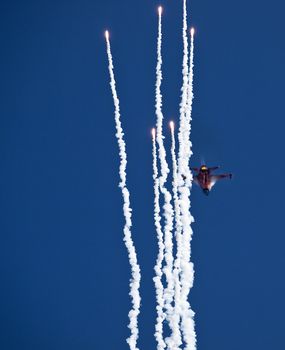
(190, 165, 232, 195)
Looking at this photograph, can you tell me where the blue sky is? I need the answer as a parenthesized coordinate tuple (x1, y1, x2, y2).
(1, 0, 285, 349)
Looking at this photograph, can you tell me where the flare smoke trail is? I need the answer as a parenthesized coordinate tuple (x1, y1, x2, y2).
(152, 128, 166, 350)
(169, 121, 183, 349)
(176, 1, 196, 349)
(154, 7, 176, 348)
(177, 0, 190, 182)
(185, 28, 195, 165)
(105, 30, 141, 350)
(170, 122, 179, 232)
(105, 1, 196, 349)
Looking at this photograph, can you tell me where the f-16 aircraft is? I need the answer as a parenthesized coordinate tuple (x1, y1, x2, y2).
(190, 165, 232, 195)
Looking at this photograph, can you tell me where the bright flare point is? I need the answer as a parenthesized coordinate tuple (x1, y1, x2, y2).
(158, 6, 163, 15)
(169, 121, 175, 132)
(105, 30, 109, 40)
(152, 128, 156, 138)
(190, 27, 195, 36)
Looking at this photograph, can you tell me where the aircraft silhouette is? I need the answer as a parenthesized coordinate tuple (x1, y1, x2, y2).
(190, 165, 232, 195)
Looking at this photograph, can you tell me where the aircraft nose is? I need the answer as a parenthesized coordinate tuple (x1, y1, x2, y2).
(203, 189, 210, 196)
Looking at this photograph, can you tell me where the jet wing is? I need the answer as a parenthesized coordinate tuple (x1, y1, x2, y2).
(210, 174, 232, 185)
(213, 173, 232, 180)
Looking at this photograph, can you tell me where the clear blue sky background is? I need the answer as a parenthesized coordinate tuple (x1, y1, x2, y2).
(1, 0, 284, 349)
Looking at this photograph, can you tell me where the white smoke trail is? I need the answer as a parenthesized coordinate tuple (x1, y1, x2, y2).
(154, 7, 176, 349)
(184, 28, 195, 169)
(180, 32, 196, 350)
(170, 122, 181, 240)
(177, 0, 190, 183)
(105, 30, 141, 350)
(169, 121, 183, 349)
(176, 1, 197, 349)
(152, 128, 166, 350)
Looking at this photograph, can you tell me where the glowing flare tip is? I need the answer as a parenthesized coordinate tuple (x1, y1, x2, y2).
(190, 27, 195, 36)
(152, 128, 156, 138)
(158, 6, 163, 15)
(105, 30, 109, 40)
(169, 121, 175, 131)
